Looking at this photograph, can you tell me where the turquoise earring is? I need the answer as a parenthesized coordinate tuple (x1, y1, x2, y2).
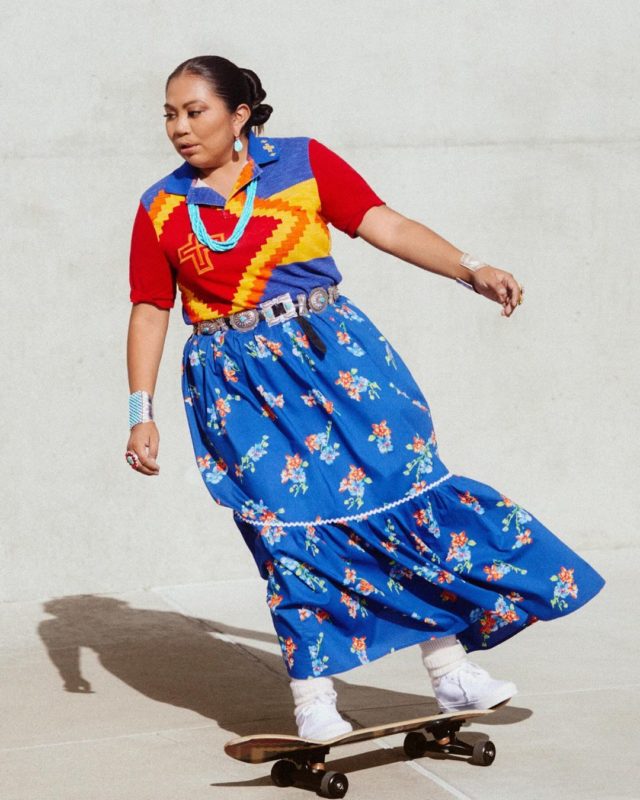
(233, 136, 243, 152)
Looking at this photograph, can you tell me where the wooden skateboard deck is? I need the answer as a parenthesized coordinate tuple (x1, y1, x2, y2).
(225, 705, 500, 798)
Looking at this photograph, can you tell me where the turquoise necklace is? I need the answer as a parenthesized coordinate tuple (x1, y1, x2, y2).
(187, 174, 258, 252)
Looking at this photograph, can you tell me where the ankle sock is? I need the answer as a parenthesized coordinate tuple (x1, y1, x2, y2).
(290, 676, 335, 709)
(419, 635, 467, 680)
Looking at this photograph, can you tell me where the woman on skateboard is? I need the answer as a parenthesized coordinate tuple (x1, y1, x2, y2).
(125, 55, 605, 741)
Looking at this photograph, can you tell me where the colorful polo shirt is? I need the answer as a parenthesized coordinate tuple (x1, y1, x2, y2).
(129, 131, 386, 325)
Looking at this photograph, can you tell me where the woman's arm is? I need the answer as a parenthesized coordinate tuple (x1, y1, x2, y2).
(355, 205, 522, 317)
(126, 303, 170, 476)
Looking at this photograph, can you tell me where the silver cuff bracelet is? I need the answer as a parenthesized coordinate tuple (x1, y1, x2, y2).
(129, 390, 153, 429)
(455, 252, 488, 291)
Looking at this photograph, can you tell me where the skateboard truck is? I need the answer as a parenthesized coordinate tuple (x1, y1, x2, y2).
(403, 717, 496, 766)
(270, 746, 349, 799)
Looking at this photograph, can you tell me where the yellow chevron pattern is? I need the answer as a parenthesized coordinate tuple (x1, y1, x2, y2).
(148, 191, 184, 238)
(227, 178, 330, 311)
(179, 281, 223, 321)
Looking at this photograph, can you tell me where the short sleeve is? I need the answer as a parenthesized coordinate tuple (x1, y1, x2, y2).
(129, 201, 177, 309)
(308, 138, 385, 238)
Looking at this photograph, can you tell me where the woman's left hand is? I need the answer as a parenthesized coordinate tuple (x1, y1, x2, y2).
(471, 266, 523, 317)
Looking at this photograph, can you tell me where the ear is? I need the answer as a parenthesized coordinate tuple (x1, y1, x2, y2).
(233, 103, 252, 135)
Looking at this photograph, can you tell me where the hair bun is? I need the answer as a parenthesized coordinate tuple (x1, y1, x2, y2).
(239, 66, 267, 106)
(249, 103, 273, 127)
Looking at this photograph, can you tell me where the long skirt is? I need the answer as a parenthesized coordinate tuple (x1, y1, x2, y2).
(181, 288, 605, 679)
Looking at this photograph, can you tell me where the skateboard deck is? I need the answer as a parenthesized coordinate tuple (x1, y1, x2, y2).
(225, 705, 500, 798)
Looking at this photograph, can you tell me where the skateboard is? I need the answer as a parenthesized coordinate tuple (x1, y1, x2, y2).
(225, 706, 499, 798)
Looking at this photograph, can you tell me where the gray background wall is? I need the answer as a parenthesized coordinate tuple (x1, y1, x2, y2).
(1, 1, 637, 602)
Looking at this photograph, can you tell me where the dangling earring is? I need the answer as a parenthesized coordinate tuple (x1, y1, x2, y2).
(233, 136, 243, 152)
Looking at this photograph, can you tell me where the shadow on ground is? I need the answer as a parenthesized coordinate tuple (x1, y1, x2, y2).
(38, 594, 531, 738)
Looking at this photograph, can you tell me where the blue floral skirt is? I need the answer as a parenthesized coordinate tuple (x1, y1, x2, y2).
(181, 289, 605, 679)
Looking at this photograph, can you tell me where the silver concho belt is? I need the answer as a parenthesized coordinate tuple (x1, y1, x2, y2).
(192, 283, 340, 335)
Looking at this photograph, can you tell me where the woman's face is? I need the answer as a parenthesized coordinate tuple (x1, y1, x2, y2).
(164, 72, 250, 169)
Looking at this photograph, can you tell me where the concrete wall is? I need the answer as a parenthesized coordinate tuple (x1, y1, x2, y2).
(2, 1, 637, 602)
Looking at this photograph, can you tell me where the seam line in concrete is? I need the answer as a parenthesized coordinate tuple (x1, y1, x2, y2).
(0, 723, 220, 754)
(373, 735, 474, 800)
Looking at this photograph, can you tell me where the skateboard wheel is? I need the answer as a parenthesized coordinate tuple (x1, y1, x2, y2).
(471, 739, 496, 766)
(318, 770, 349, 798)
(271, 759, 297, 787)
(403, 731, 427, 759)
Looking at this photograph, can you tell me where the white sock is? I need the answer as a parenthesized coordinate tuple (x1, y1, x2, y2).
(419, 636, 467, 681)
(290, 676, 335, 709)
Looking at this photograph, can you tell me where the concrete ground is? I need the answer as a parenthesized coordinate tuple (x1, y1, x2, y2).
(1, 547, 637, 800)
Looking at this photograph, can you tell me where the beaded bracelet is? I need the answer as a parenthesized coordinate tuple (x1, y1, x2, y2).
(129, 390, 154, 429)
(455, 252, 488, 292)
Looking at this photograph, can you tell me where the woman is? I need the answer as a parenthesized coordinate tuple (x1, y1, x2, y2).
(125, 55, 605, 741)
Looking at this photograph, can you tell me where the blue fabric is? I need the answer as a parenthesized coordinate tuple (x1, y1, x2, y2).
(181, 290, 605, 678)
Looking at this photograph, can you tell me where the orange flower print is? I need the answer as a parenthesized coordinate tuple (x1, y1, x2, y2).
(268, 593, 283, 609)
(483, 559, 527, 582)
(484, 564, 504, 582)
(201, 455, 228, 486)
(239, 499, 286, 546)
(404, 433, 435, 480)
(471, 596, 521, 644)
(458, 489, 485, 516)
(305, 421, 341, 465)
(305, 433, 320, 452)
(350, 636, 369, 664)
(245, 334, 283, 361)
(446, 529, 477, 572)
(338, 464, 373, 510)
(369, 419, 393, 453)
(410, 531, 429, 555)
(514, 529, 533, 548)
(357, 579, 376, 595)
(340, 591, 369, 619)
(197, 454, 212, 471)
(279, 635, 297, 669)
(336, 321, 365, 356)
(335, 367, 381, 401)
(344, 567, 357, 585)
(441, 590, 458, 603)
(551, 566, 578, 610)
(280, 452, 310, 495)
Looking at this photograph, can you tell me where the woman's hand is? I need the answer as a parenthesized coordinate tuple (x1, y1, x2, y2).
(471, 266, 523, 317)
(126, 421, 160, 476)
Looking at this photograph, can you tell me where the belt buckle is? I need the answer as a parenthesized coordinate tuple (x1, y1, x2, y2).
(228, 308, 260, 332)
(259, 292, 297, 326)
(197, 318, 225, 335)
(307, 286, 330, 313)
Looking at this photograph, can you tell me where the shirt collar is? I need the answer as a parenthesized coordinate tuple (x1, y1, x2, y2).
(164, 130, 279, 206)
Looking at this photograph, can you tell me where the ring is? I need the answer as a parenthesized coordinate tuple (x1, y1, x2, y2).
(517, 283, 524, 305)
(125, 449, 140, 470)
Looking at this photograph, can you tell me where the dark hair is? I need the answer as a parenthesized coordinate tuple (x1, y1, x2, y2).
(166, 55, 273, 135)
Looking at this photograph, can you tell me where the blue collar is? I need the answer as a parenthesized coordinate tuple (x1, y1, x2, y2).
(164, 130, 279, 206)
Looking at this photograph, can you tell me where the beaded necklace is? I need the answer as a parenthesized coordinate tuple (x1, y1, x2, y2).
(187, 172, 258, 252)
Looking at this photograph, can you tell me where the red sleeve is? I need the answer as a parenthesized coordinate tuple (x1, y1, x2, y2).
(129, 201, 177, 309)
(308, 138, 385, 238)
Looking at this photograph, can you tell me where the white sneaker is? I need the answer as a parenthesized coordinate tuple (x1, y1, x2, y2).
(432, 661, 517, 712)
(295, 690, 353, 741)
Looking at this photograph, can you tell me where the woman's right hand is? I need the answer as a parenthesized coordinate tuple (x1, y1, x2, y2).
(126, 421, 160, 476)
